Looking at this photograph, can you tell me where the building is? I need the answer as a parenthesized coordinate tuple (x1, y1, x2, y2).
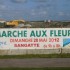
(5, 20, 25, 28)
(0, 19, 6, 28)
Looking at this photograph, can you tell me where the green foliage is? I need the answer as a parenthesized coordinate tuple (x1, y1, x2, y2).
(0, 21, 70, 28)
(0, 54, 70, 59)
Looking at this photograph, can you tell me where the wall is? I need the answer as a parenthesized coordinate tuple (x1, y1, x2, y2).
(0, 49, 70, 55)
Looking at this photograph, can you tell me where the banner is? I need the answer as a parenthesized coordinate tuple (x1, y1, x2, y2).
(0, 28, 70, 49)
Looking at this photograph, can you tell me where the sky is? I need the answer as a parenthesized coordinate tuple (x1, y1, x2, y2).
(0, 0, 70, 21)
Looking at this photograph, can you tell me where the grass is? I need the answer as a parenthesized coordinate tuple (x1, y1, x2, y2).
(0, 67, 70, 70)
(0, 54, 70, 59)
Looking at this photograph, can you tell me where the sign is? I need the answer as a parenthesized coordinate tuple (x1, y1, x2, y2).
(0, 28, 70, 49)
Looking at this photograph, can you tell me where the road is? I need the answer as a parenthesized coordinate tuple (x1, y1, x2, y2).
(0, 58, 70, 68)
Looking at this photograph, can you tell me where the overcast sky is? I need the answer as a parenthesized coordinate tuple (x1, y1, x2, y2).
(0, 0, 70, 21)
